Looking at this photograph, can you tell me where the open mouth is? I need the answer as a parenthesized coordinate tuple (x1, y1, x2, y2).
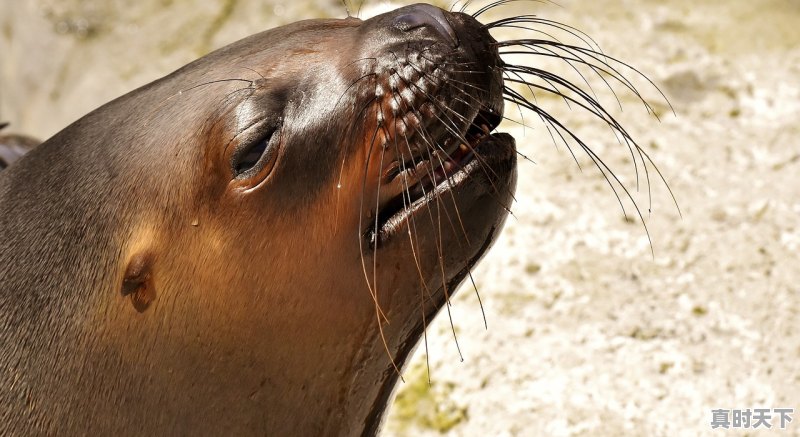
(367, 107, 504, 247)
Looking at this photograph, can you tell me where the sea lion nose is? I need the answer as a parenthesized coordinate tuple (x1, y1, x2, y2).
(392, 4, 458, 47)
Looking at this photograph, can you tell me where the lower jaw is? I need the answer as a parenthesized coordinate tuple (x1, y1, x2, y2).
(369, 132, 513, 247)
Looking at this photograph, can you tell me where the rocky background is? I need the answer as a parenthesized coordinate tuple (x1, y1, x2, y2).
(1, 0, 798, 436)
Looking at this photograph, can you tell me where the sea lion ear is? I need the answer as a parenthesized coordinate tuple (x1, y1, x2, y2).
(121, 252, 156, 313)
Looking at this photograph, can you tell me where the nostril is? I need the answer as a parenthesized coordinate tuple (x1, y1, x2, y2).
(392, 4, 458, 47)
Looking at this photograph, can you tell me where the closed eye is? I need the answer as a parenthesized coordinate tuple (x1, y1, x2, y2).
(234, 136, 270, 175)
(231, 124, 280, 179)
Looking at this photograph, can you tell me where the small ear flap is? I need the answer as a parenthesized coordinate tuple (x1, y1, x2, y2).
(121, 252, 156, 313)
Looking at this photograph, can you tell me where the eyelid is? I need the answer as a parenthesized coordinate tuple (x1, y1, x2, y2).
(223, 115, 264, 157)
(232, 127, 278, 177)
(229, 119, 283, 182)
(225, 90, 286, 187)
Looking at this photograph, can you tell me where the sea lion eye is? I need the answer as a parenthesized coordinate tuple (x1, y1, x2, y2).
(235, 135, 271, 174)
(231, 123, 281, 179)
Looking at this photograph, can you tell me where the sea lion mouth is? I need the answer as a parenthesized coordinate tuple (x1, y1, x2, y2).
(368, 105, 506, 247)
(350, 7, 512, 250)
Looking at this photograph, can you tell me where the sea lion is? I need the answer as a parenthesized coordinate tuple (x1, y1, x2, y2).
(0, 2, 666, 435)
(0, 4, 515, 435)
(0, 122, 39, 169)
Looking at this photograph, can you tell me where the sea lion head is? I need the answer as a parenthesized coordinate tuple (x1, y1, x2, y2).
(124, 3, 515, 363)
(0, 3, 515, 435)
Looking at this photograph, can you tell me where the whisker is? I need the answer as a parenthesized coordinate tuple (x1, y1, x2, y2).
(358, 118, 390, 324)
(485, 15, 604, 53)
(386, 87, 470, 247)
(468, 270, 488, 330)
(472, 0, 553, 18)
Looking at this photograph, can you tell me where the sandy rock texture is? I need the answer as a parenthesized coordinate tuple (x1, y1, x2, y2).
(1, 0, 798, 436)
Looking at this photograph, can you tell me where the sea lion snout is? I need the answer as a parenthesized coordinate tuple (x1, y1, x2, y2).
(354, 6, 510, 248)
(391, 3, 458, 47)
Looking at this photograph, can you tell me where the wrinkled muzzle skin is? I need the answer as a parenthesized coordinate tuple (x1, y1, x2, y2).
(0, 4, 516, 436)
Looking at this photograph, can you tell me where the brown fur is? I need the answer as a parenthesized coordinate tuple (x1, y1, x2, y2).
(0, 6, 515, 435)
